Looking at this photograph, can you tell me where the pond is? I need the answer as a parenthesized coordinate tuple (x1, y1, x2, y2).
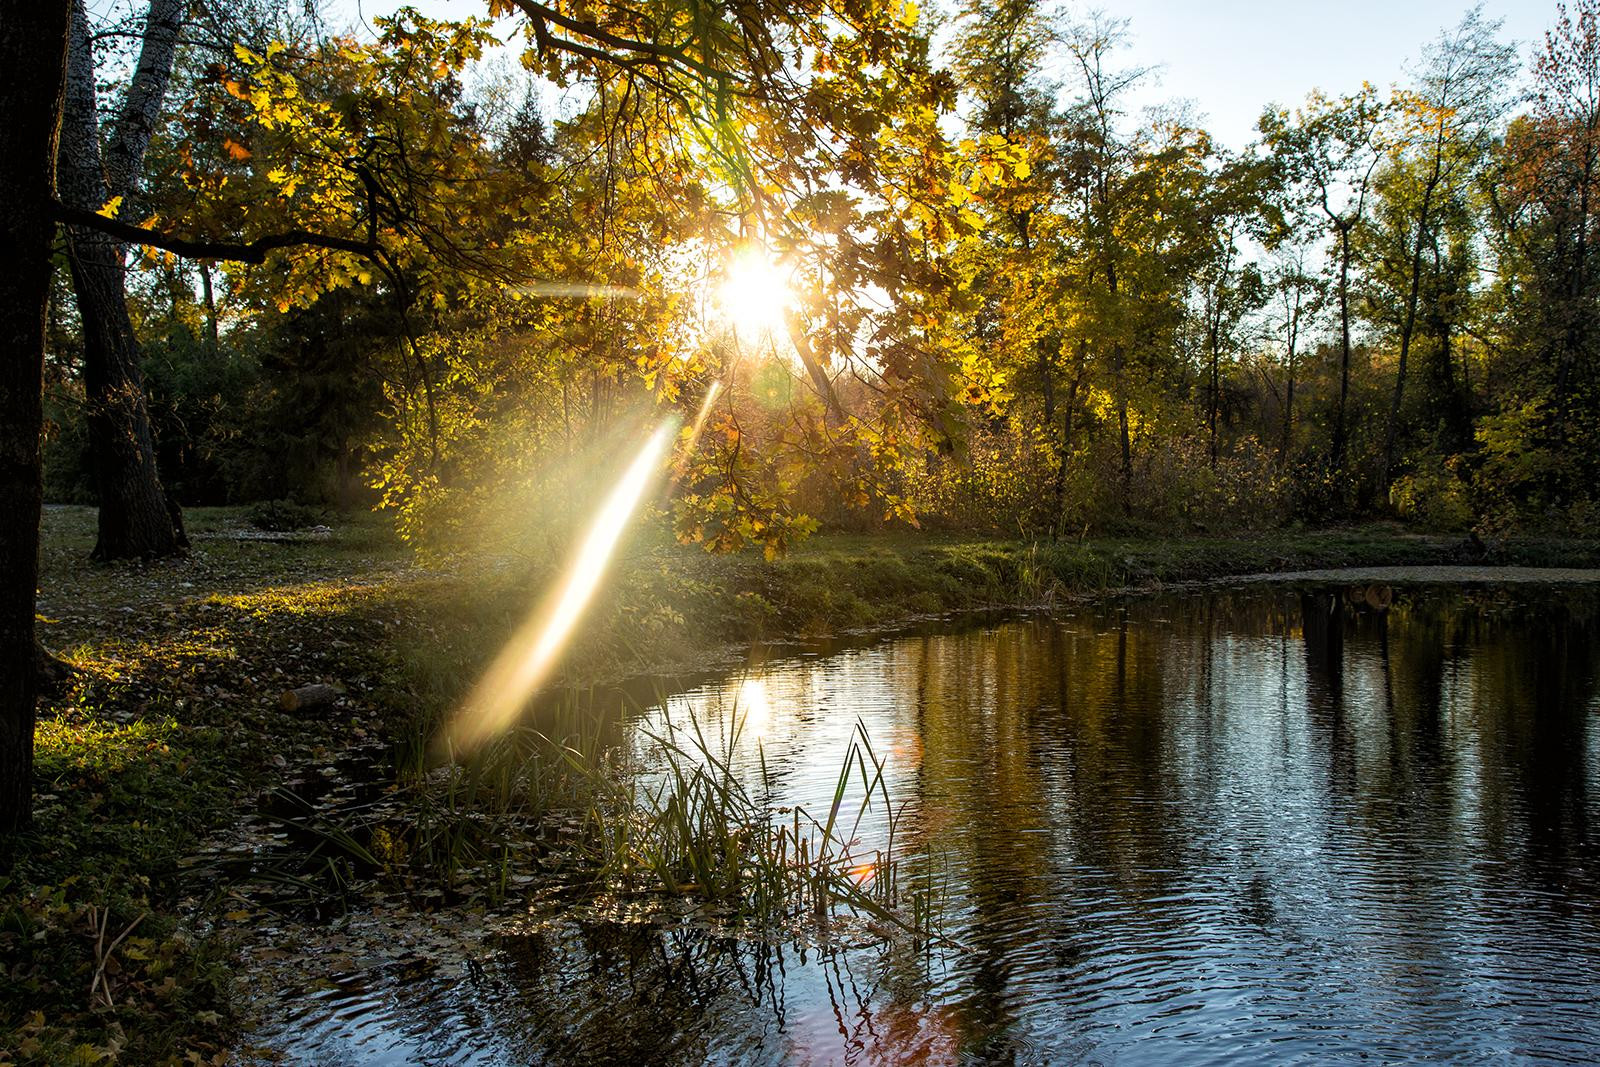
(251, 578, 1600, 1064)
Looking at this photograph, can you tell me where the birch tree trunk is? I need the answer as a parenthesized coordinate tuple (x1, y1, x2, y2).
(57, 0, 188, 561)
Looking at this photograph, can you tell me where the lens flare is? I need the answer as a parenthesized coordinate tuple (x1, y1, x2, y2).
(441, 421, 678, 756)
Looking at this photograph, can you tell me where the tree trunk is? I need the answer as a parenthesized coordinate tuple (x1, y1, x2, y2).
(1280, 285, 1301, 466)
(1207, 328, 1221, 470)
(1379, 154, 1443, 498)
(1116, 380, 1132, 514)
(63, 228, 186, 559)
(200, 262, 220, 355)
(1052, 368, 1082, 537)
(1038, 336, 1058, 534)
(1331, 226, 1354, 472)
(1425, 274, 1473, 456)
(0, 4, 73, 833)
(57, 0, 187, 561)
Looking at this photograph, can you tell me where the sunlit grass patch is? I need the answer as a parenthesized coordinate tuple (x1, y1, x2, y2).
(64, 634, 243, 681)
(34, 715, 183, 778)
(206, 577, 397, 618)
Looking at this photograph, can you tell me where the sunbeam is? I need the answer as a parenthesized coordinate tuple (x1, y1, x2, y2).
(440, 421, 678, 756)
(685, 380, 723, 453)
(511, 281, 643, 301)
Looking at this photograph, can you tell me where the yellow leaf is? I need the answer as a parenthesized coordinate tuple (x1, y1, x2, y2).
(95, 195, 123, 219)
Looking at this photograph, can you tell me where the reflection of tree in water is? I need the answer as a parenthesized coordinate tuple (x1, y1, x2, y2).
(899, 625, 1064, 1060)
(485, 917, 967, 1065)
(1448, 589, 1600, 888)
(489, 920, 788, 1063)
(1302, 587, 1600, 894)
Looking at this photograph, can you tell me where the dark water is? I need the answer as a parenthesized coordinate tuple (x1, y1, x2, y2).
(256, 581, 1600, 1065)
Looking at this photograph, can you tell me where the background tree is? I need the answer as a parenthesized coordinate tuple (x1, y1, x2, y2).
(1371, 8, 1514, 496)
(1479, 0, 1600, 526)
(1263, 246, 1325, 466)
(1261, 86, 1387, 484)
(948, 0, 1070, 531)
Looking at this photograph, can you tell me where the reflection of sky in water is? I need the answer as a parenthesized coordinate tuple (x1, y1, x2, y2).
(254, 586, 1600, 1065)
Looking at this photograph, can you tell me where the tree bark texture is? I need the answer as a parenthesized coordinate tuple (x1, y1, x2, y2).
(0, 1, 72, 832)
(58, 0, 187, 560)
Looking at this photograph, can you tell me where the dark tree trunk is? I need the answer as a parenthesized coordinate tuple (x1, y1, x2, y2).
(1280, 284, 1302, 466)
(57, 0, 187, 561)
(63, 228, 186, 559)
(1117, 382, 1132, 514)
(200, 262, 220, 354)
(1052, 368, 1082, 537)
(1282, 363, 1296, 462)
(1331, 225, 1354, 472)
(0, 3, 73, 833)
(1379, 155, 1443, 497)
(1425, 277, 1473, 457)
(1207, 331, 1221, 469)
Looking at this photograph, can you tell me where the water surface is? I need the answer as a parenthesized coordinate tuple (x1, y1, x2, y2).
(256, 581, 1600, 1064)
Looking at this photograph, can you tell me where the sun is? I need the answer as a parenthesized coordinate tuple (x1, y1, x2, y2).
(717, 244, 794, 344)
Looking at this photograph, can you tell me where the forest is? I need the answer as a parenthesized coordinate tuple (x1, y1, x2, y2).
(27, 0, 1600, 558)
(3, 0, 1600, 1062)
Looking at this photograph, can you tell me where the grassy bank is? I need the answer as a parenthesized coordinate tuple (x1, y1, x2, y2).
(461, 521, 1600, 687)
(5, 506, 1598, 1062)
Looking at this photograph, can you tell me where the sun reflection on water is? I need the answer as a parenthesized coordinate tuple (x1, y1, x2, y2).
(734, 676, 773, 738)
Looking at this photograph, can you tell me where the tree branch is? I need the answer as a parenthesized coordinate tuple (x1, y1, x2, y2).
(504, 0, 731, 85)
(51, 201, 379, 264)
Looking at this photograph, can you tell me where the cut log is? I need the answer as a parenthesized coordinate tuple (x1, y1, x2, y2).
(279, 684, 340, 712)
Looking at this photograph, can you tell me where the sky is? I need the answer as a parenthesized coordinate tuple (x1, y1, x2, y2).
(1107, 0, 1555, 147)
(329, 0, 1558, 149)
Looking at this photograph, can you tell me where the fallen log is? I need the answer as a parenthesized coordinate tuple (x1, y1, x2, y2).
(279, 683, 340, 712)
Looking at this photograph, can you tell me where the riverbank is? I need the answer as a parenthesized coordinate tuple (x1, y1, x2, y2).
(6, 506, 1600, 1062)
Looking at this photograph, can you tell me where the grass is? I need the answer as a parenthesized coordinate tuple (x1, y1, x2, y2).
(559, 703, 934, 940)
(5, 504, 1599, 1063)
